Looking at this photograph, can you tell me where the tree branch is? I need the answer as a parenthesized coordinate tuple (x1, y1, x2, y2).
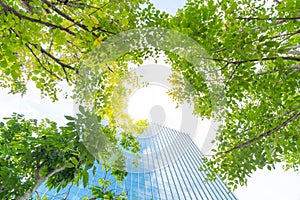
(224, 64, 240, 90)
(40, 0, 99, 37)
(19, 165, 66, 200)
(34, 160, 48, 180)
(220, 109, 300, 154)
(61, 62, 70, 82)
(0, 0, 75, 36)
(63, 182, 73, 200)
(286, 45, 300, 50)
(256, 64, 300, 76)
(66, 40, 83, 53)
(209, 56, 300, 65)
(10, 25, 78, 81)
(214, 28, 300, 54)
(233, 57, 300, 64)
(274, 0, 281, 4)
(199, 56, 300, 73)
(236, 17, 300, 21)
(9, 27, 63, 81)
(25, 43, 63, 81)
(29, 42, 79, 74)
(50, 0, 106, 9)
(41, 47, 78, 73)
(64, 0, 115, 35)
(236, 106, 300, 137)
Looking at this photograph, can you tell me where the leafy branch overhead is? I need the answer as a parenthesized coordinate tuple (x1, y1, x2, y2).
(161, 0, 299, 190)
(0, 113, 84, 199)
(0, 0, 146, 100)
(0, 110, 134, 200)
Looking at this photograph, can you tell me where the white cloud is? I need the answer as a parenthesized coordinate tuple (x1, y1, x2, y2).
(235, 164, 300, 200)
(0, 81, 73, 126)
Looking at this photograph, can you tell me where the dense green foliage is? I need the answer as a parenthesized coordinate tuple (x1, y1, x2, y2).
(163, 0, 300, 189)
(0, 0, 147, 198)
(0, 113, 85, 199)
(0, 0, 146, 100)
(0, 111, 131, 199)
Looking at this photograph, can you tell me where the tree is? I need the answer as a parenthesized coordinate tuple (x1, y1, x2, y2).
(155, 0, 299, 190)
(0, 1, 149, 198)
(0, 113, 80, 199)
(0, 0, 146, 100)
(0, 111, 133, 199)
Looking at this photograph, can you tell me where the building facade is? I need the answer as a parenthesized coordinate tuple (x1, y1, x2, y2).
(35, 124, 237, 199)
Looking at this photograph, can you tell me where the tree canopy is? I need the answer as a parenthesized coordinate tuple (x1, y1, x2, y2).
(0, 0, 147, 100)
(0, 0, 299, 197)
(0, 0, 147, 198)
(163, 0, 300, 189)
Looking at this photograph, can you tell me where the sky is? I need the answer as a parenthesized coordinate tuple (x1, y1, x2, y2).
(0, 1, 300, 200)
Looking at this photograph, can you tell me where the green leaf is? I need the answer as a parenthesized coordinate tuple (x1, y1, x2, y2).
(11, 71, 18, 80)
(259, 35, 267, 42)
(66, 162, 75, 168)
(83, 169, 89, 188)
(71, 157, 78, 165)
(65, 115, 75, 120)
(122, 18, 129, 26)
(79, 105, 85, 114)
(265, 41, 278, 47)
(31, 76, 38, 81)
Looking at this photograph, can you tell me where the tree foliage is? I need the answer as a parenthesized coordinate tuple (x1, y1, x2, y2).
(0, 0, 148, 198)
(0, 0, 146, 100)
(88, 171, 128, 200)
(0, 111, 132, 199)
(159, 0, 300, 190)
(0, 113, 81, 199)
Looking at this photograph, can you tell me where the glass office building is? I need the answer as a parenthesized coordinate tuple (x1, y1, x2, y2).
(35, 124, 237, 199)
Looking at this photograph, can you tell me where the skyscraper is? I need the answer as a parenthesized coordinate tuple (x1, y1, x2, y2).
(35, 124, 237, 199)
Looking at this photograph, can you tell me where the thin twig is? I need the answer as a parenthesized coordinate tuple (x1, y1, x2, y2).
(224, 64, 240, 90)
(25, 43, 62, 81)
(0, 0, 75, 36)
(236, 17, 300, 21)
(64, 0, 112, 32)
(63, 182, 73, 200)
(256, 64, 300, 76)
(220, 109, 300, 155)
(214, 28, 300, 54)
(29, 42, 79, 73)
(40, 0, 99, 37)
